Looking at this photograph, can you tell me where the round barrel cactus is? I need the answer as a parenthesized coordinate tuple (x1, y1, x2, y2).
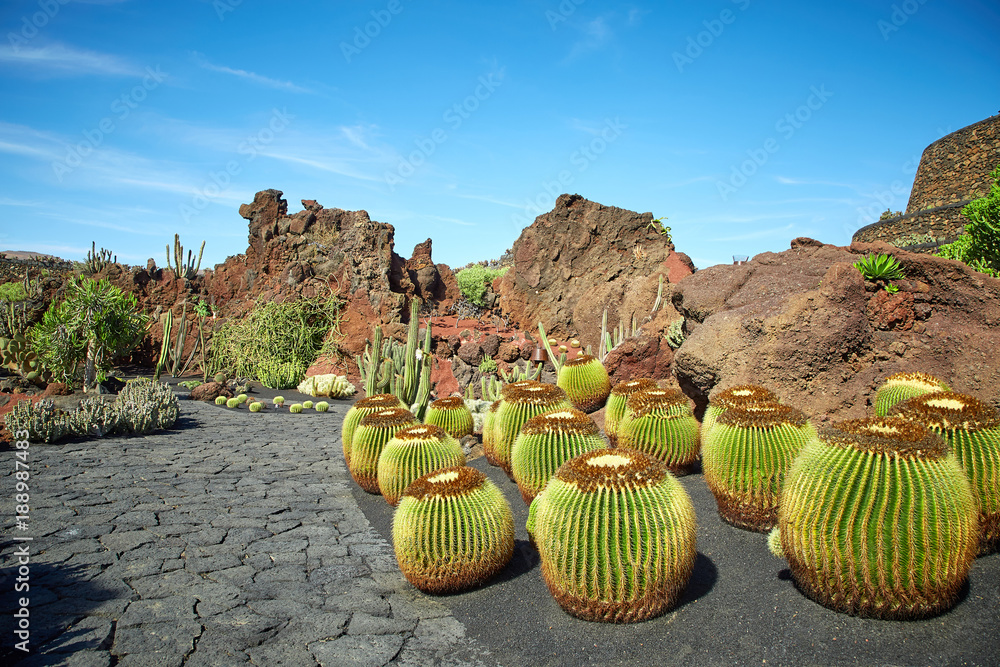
(527, 449, 697, 623)
(510, 408, 607, 503)
(392, 466, 514, 593)
(556, 354, 611, 413)
(891, 391, 1000, 555)
(377, 424, 466, 506)
(341, 393, 407, 467)
(616, 389, 700, 475)
(775, 417, 978, 619)
(487, 383, 573, 477)
(424, 396, 474, 439)
(248, 401, 264, 412)
(604, 378, 658, 446)
(214, 396, 227, 406)
(873, 371, 949, 417)
(702, 403, 816, 532)
(226, 397, 239, 408)
(349, 407, 418, 493)
(289, 403, 303, 413)
(701, 384, 780, 440)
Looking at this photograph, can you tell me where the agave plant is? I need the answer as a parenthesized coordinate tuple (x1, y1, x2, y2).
(853, 252, 905, 282)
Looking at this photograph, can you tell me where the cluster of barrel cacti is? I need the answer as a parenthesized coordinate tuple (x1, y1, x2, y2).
(0, 334, 53, 384)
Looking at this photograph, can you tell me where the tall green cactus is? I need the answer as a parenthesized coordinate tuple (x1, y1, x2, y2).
(153, 309, 173, 382)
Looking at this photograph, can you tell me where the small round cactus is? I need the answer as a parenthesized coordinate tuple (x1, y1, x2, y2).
(248, 401, 264, 412)
(702, 384, 780, 440)
(289, 403, 303, 414)
(349, 407, 419, 493)
(891, 391, 1000, 555)
(315, 401, 329, 412)
(556, 354, 611, 413)
(604, 378, 658, 446)
(873, 372, 949, 417)
(226, 397, 239, 408)
(527, 449, 697, 622)
(341, 394, 407, 468)
(424, 396, 475, 439)
(487, 383, 573, 477)
(214, 372, 228, 384)
(303, 400, 314, 409)
(616, 389, 700, 475)
(236, 393, 249, 405)
(393, 466, 514, 593)
(377, 424, 466, 506)
(273, 396, 285, 406)
(510, 408, 607, 503)
(702, 403, 816, 532)
(215, 396, 227, 406)
(775, 417, 978, 619)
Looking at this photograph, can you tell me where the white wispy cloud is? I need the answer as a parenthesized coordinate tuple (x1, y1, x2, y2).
(192, 52, 312, 93)
(0, 43, 140, 76)
(775, 176, 858, 189)
(564, 16, 614, 61)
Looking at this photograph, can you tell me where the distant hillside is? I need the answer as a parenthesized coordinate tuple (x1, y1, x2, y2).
(1, 250, 70, 262)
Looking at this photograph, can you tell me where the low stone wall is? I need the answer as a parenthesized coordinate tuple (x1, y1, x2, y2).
(906, 115, 1000, 213)
(852, 201, 968, 253)
(0, 255, 74, 284)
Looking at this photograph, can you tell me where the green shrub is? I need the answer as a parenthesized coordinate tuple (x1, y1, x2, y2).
(478, 357, 498, 374)
(455, 265, 509, 307)
(936, 166, 1000, 278)
(0, 282, 28, 302)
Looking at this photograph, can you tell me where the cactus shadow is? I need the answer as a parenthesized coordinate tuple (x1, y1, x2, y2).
(481, 539, 540, 591)
(676, 552, 717, 609)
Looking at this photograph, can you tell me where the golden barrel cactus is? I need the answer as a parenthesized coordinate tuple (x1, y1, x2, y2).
(486, 383, 573, 477)
(376, 424, 466, 506)
(424, 396, 475, 439)
(556, 354, 611, 413)
(604, 378, 658, 446)
(701, 384, 780, 440)
(873, 372, 949, 417)
(341, 393, 406, 467)
(616, 389, 700, 475)
(348, 407, 418, 493)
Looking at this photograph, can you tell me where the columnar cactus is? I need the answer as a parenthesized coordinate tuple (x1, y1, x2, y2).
(341, 393, 407, 467)
(424, 396, 475, 439)
(702, 403, 815, 532)
(556, 354, 611, 413)
(349, 407, 419, 493)
(510, 408, 608, 503)
(873, 372, 949, 417)
(774, 417, 978, 619)
(392, 466, 514, 593)
(604, 378, 658, 446)
(376, 424, 466, 506)
(486, 382, 573, 477)
(890, 392, 1000, 555)
(616, 389, 700, 475)
(527, 449, 697, 623)
(701, 384, 780, 440)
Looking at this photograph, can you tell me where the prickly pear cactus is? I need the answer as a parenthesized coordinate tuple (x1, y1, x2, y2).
(527, 449, 697, 622)
(392, 466, 514, 593)
(487, 382, 573, 477)
(776, 417, 978, 619)
(701, 384, 780, 440)
(510, 408, 607, 503)
(604, 378, 658, 446)
(556, 354, 611, 413)
(702, 403, 816, 532)
(349, 407, 418, 493)
(873, 372, 949, 417)
(424, 396, 474, 439)
(891, 392, 1000, 555)
(616, 389, 700, 475)
(376, 424, 466, 506)
(341, 394, 407, 467)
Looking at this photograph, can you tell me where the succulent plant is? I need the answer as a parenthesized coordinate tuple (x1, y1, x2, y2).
(236, 393, 249, 405)
(774, 417, 978, 619)
(215, 396, 227, 406)
(701, 384, 780, 440)
(701, 403, 816, 532)
(303, 400, 314, 409)
(873, 372, 949, 417)
(616, 389, 700, 475)
(349, 407, 419, 493)
(214, 371, 228, 384)
(296, 373, 356, 398)
(341, 393, 407, 467)
(424, 396, 475, 439)
(527, 449, 697, 622)
(226, 397, 239, 408)
(273, 396, 285, 406)
(3, 399, 71, 443)
(289, 403, 303, 414)
(604, 378, 658, 446)
(510, 408, 607, 503)
(376, 424, 466, 506)
(890, 392, 1000, 555)
(487, 382, 573, 477)
(248, 401, 263, 412)
(556, 354, 611, 413)
(392, 466, 514, 593)
(315, 401, 329, 412)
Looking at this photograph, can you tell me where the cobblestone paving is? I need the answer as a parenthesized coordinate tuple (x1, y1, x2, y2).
(1, 399, 500, 666)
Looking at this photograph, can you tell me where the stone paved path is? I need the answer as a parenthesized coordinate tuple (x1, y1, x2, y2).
(1, 399, 500, 666)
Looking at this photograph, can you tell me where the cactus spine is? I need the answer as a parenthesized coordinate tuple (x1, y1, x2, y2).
(616, 389, 700, 475)
(510, 408, 607, 503)
(376, 424, 466, 506)
(604, 378, 658, 446)
(556, 354, 611, 413)
(873, 372, 949, 417)
(341, 393, 407, 467)
(424, 396, 475, 439)
(702, 384, 780, 440)
(486, 382, 573, 477)
(527, 449, 697, 622)
(349, 407, 418, 493)
(775, 417, 977, 619)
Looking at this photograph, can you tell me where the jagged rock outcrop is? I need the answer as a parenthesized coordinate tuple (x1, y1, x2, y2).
(671, 237, 1000, 423)
(495, 194, 695, 350)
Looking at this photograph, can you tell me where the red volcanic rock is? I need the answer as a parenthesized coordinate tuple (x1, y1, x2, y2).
(430, 358, 461, 398)
(41, 382, 73, 397)
(866, 289, 915, 331)
(497, 341, 521, 363)
(603, 336, 674, 386)
(189, 381, 232, 402)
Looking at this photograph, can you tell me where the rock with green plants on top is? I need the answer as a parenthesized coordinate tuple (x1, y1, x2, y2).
(510, 408, 607, 504)
(701, 384, 781, 440)
(702, 403, 816, 532)
(873, 371, 949, 416)
(376, 423, 466, 506)
(392, 466, 513, 593)
(890, 391, 1000, 555)
(315, 401, 329, 412)
(486, 382, 573, 478)
(527, 448, 697, 623)
(424, 396, 474, 439)
(349, 407, 418, 493)
(772, 417, 977, 620)
(341, 393, 407, 467)
(604, 378, 658, 446)
(556, 353, 611, 413)
(616, 388, 700, 475)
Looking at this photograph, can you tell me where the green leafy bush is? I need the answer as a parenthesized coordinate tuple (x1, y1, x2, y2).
(936, 165, 1000, 278)
(456, 265, 509, 307)
(478, 357, 498, 374)
(0, 282, 28, 302)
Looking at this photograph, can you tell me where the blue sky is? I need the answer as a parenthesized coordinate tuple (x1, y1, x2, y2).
(1, 0, 997, 271)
